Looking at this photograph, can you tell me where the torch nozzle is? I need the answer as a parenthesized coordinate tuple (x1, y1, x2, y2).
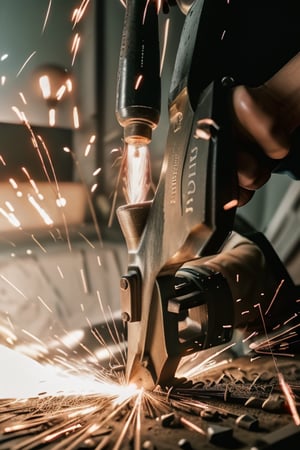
(123, 120, 153, 146)
(116, 0, 161, 145)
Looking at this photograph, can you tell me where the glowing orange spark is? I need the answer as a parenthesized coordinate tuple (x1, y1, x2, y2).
(264, 279, 285, 315)
(112, 389, 143, 450)
(93, 167, 101, 176)
(278, 372, 300, 425)
(84, 143, 91, 156)
(283, 313, 298, 325)
(9, 178, 18, 189)
(242, 331, 258, 343)
(91, 183, 98, 193)
(223, 199, 238, 210)
(17, 51, 36, 77)
(73, 106, 80, 128)
(19, 92, 27, 104)
(31, 234, 48, 253)
(42, 0, 52, 34)
(44, 424, 82, 443)
(78, 232, 95, 248)
(176, 342, 236, 380)
(56, 84, 66, 100)
(80, 268, 88, 294)
(66, 77, 73, 92)
(37, 296, 53, 313)
(134, 74, 143, 90)
(4, 201, 14, 212)
(57, 265, 64, 278)
(12, 105, 26, 122)
(0, 207, 21, 228)
(180, 416, 206, 436)
(72, 0, 90, 27)
(0, 274, 27, 299)
(49, 108, 56, 126)
(71, 33, 81, 66)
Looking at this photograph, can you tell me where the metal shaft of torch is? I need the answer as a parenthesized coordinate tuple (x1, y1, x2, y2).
(116, 0, 161, 145)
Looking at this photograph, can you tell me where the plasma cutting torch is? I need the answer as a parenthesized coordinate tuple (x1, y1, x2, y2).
(115, 0, 300, 389)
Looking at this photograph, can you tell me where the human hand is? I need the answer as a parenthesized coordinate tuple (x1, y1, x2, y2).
(232, 53, 300, 205)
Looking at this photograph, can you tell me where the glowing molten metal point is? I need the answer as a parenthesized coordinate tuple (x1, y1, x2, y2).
(125, 144, 152, 204)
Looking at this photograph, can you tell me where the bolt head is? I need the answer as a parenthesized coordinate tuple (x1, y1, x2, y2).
(121, 311, 130, 322)
(120, 278, 129, 290)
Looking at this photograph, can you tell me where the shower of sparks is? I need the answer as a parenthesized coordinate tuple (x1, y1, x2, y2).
(0, 319, 176, 449)
(0, 297, 300, 449)
(250, 321, 300, 357)
(176, 342, 237, 381)
(0, 2, 300, 448)
(72, 0, 90, 28)
(278, 372, 300, 425)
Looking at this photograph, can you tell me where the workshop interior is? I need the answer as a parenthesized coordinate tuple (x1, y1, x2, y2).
(0, 0, 300, 449)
